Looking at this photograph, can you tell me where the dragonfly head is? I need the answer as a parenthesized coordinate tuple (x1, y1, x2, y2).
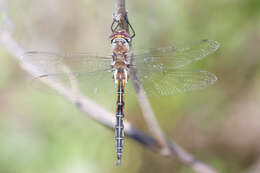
(110, 31, 131, 53)
(110, 31, 131, 42)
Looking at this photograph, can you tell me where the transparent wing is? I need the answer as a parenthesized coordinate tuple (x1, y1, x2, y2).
(21, 51, 116, 98)
(22, 51, 111, 74)
(131, 40, 219, 96)
(21, 51, 112, 77)
(20, 51, 113, 85)
(133, 40, 219, 70)
(135, 69, 217, 97)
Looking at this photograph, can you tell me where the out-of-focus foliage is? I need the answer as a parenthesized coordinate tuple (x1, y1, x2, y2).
(0, 0, 260, 173)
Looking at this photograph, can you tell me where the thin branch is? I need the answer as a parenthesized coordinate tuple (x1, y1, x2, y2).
(116, 0, 126, 17)
(114, 0, 128, 31)
(129, 54, 171, 154)
(0, 0, 219, 173)
(115, 0, 171, 156)
(244, 156, 260, 173)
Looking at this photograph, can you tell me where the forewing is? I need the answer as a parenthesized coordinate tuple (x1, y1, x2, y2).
(133, 40, 219, 70)
(21, 51, 116, 98)
(21, 51, 112, 75)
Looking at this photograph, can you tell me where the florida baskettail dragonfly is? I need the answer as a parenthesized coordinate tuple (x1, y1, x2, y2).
(21, 30, 219, 165)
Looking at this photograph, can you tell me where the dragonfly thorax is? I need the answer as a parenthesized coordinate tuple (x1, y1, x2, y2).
(110, 31, 131, 84)
(113, 61, 129, 84)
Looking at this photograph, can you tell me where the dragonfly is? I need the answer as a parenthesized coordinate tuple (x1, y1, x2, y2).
(21, 23, 219, 165)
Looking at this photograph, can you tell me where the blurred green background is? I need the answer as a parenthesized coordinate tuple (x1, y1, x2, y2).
(1, 0, 260, 173)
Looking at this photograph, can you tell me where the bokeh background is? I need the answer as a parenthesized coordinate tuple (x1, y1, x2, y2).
(1, 0, 260, 173)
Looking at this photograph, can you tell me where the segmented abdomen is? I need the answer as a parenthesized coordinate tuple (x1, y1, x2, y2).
(115, 79, 125, 166)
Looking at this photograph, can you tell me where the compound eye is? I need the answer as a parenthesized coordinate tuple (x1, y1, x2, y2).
(112, 39, 118, 45)
(121, 40, 126, 45)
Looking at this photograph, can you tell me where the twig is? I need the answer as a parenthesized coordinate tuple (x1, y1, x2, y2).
(115, 0, 172, 156)
(114, 0, 171, 154)
(113, 1, 218, 173)
(244, 156, 260, 173)
(114, 0, 128, 31)
(0, 0, 219, 173)
(129, 54, 171, 155)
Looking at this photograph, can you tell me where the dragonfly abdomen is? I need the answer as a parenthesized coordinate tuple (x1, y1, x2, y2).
(115, 79, 125, 166)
